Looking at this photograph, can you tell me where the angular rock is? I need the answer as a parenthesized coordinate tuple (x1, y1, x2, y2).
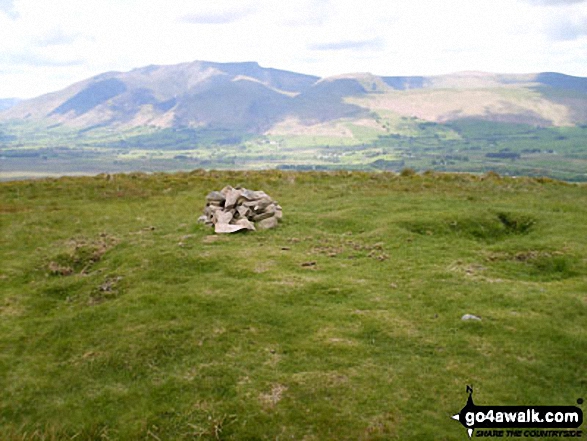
(224, 189, 243, 209)
(235, 218, 256, 231)
(207, 205, 222, 216)
(240, 189, 264, 201)
(254, 198, 274, 211)
(204, 206, 219, 219)
(206, 191, 226, 203)
(257, 216, 279, 230)
(242, 200, 259, 208)
(214, 210, 233, 224)
(220, 185, 234, 195)
(237, 205, 251, 218)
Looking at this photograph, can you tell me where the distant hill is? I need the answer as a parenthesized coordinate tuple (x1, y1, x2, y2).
(0, 61, 327, 132)
(2, 61, 587, 135)
(0, 98, 21, 112)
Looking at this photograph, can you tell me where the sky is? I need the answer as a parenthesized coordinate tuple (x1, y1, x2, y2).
(1, 0, 586, 98)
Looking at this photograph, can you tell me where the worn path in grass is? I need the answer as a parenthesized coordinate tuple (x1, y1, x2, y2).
(1, 170, 586, 440)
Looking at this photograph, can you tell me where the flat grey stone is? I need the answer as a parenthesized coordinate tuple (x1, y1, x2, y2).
(252, 210, 275, 222)
(241, 200, 259, 208)
(215, 223, 247, 234)
(240, 189, 264, 200)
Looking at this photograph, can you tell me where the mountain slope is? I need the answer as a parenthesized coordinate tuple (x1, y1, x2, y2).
(1, 61, 587, 135)
(346, 71, 587, 127)
(0, 61, 324, 131)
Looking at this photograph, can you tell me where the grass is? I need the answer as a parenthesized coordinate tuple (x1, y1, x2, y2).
(1, 170, 586, 440)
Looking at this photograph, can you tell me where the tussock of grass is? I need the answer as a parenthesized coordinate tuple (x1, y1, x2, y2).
(496, 212, 536, 235)
(1, 170, 586, 440)
(401, 211, 536, 242)
(47, 234, 118, 276)
(485, 250, 582, 282)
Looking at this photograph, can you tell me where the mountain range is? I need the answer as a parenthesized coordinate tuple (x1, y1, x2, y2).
(2, 61, 587, 137)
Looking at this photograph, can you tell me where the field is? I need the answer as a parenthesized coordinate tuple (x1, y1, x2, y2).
(2, 119, 587, 182)
(1, 170, 586, 440)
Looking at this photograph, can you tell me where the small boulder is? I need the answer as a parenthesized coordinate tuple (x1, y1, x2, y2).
(257, 216, 279, 230)
(461, 314, 482, 321)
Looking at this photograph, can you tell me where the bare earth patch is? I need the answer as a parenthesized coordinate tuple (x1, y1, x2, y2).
(259, 384, 288, 408)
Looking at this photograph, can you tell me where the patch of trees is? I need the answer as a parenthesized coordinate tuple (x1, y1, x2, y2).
(173, 155, 197, 161)
(370, 159, 405, 169)
(486, 152, 521, 160)
(0, 147, 102, 159)
(110, 129, 246, 150)
(277, 164, 329, 171)
(431, 155, 469, 166)
(445, 155, 469, 161)
(0, 149, 40, 158)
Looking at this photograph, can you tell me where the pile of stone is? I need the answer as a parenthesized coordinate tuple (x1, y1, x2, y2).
(198, 186, 282, 233)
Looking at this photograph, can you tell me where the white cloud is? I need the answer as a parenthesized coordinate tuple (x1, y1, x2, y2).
(0, 0, 586, 98)
(0, 51, 83, 67)
(309, 38, 384, 52)
(37, 30, 81, 47)
(525, 0, 586, 5)
(0, 0, 17, 18)
(539, 5, 587, 40)
(180, 7, 255, 25)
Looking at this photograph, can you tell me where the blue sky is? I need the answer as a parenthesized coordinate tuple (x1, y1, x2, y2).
(1, 0, 586, 98)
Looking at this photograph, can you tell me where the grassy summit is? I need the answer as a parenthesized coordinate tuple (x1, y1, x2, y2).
(1, 170, 586, 440)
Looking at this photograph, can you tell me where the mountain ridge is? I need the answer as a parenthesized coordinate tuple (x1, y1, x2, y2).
(2, 61, 587, 134)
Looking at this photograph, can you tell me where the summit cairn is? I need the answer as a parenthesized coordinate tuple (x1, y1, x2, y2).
(198, 186, 283, 234)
